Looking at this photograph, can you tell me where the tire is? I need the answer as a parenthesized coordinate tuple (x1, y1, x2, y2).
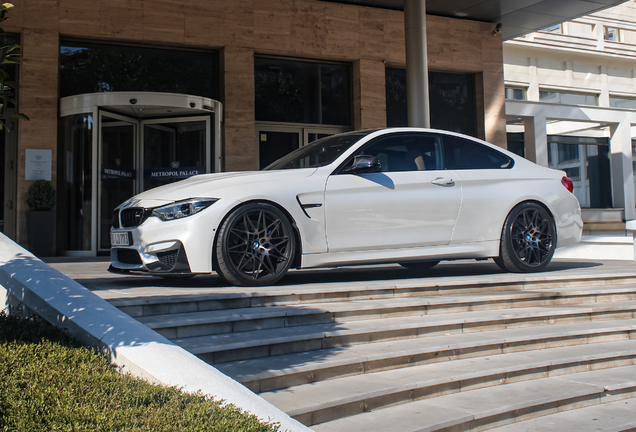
(496, 202, 556, 273)
(399, 260, 440, 271)
(215, 202, 296, 286)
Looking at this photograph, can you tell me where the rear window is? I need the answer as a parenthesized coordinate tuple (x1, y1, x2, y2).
(443, 135, 513, 170)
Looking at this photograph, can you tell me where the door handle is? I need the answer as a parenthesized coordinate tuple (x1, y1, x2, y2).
(431, 177, 455, 186)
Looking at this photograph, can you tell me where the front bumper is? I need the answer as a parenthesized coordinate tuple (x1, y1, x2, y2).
(109, 198, 239, 275)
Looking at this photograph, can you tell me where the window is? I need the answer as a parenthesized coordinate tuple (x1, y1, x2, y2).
(255, 57, 352, 126)
(539, 91, 597, 106)
(443, 135, 513, 170)
(385, 68, 477, 137)
(604, 27, 619, 41)
(59, 41, 218, 99)
(610, 96, 636, 109)
(357, 133, 443, 172)
(505, 88, 526, 101)
(541, 24, 562, 34)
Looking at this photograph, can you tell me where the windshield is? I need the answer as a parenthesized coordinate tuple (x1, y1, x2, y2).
(264, 131, 374, 170)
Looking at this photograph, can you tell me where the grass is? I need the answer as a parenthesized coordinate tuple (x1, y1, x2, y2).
(0, 312, 280, 431)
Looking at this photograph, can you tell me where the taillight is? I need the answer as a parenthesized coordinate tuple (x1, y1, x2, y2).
(561, 176, 574, 193)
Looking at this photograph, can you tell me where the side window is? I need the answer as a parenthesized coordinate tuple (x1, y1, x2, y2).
(356, 134, 443, 172)
(443, 135, 513, 170)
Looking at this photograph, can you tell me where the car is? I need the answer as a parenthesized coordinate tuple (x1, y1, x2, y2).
(109, 128, 583, 286)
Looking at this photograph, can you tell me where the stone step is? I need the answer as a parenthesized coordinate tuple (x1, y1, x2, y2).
(259, 340, 636, 426)
(216, 319, 636, 393)
(175, 302, 636, 363)
(310, 365, 636, 432)
(138, 286, 636, 339)
(488, 398, 636, 431)
(107, 268, 636, 318)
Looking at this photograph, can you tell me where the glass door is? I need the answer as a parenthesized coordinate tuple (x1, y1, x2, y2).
(142, 117, 210, 191)
(99, 113, 137, 251)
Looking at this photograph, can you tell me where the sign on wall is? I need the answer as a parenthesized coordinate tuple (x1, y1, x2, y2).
(25, 149, 52, 181)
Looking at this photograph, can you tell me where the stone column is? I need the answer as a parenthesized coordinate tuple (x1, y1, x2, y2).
(610, 121, 636, 220)
(404, 0, 430, 128)
(523, 113, 548, 167)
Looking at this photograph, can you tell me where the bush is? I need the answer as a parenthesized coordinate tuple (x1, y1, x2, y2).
(0, 313, 280, 431)
(25, 180, 55, 211)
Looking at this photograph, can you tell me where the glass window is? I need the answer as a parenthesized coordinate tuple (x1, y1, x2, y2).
(604, 27, 619, 41)
(255, 57, 352, 126)
(385, 68, 477, 137)
(505, 88, 526, 100)
(443, 135, 513, 170)
(59, 41, 218, 99)
(610, 96, 636, 109)
(355, 133, 443, 172)
(539, 91, 597, 106)
(265, 132, 371, 170)
(541, 24, 562, 34)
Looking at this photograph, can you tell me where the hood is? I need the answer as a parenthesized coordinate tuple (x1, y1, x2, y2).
(118, 169, 317, 209)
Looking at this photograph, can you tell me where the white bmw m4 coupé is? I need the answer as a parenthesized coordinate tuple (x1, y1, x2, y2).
(110, 128, 582, 286)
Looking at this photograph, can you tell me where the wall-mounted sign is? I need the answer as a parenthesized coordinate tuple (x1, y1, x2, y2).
(25, 149, 52, 181)
(144, 167, 205, 179)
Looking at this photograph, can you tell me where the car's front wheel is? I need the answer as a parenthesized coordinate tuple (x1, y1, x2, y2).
(215, 202, 296, 286)
(494, 202, 556, 273)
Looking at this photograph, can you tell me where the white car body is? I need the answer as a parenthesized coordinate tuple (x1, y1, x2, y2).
(110, 128, 582, 284)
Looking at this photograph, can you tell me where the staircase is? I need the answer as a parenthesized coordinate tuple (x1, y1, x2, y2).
(106, 261, 636, 431)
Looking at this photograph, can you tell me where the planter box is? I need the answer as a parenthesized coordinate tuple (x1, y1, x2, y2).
(27, 211, 56, 257)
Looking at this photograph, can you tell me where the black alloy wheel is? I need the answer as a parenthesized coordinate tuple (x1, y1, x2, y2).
(494, 202, 556, 273)
(215, 202, 296, 286)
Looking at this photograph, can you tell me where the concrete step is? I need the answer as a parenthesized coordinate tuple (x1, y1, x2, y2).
(259, 340, 636, 426)
(175, 302, 636, 363)
(107, 267, 636, 318)
(216, 319, 636, 393)
(310, 365, 636, 432)
(488, 398, 636, 431)
(137, 286, 636, 339)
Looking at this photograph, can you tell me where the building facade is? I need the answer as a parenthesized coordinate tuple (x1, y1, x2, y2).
(1, 0, 506, 256)
(504, 0, 636, 233)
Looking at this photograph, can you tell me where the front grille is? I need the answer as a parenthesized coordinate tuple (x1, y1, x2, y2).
(120, 208, 151, 228)
(157, 250, 178, 269)
(112, 210, 120, 229)
(117, 248, 142, 265)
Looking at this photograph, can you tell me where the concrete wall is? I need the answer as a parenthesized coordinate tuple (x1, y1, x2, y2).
(6, 0, 506, 247)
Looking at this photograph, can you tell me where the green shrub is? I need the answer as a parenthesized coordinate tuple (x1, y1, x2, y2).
(25, 180, 56, 211)
(0, 313, 280, 431)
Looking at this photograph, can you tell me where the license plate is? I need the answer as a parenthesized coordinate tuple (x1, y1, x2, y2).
(111, 232, 131, 247)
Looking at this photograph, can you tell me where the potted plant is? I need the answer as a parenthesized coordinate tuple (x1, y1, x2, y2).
(25, 180, 56, 257)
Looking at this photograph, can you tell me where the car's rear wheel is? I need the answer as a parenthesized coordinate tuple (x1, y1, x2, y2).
(495, 202, 556, 273)
(215, 202, 296, 286)
(399, 260, 440, 271)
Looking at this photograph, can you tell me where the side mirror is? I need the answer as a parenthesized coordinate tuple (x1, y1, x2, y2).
(342, 155, 381, 174)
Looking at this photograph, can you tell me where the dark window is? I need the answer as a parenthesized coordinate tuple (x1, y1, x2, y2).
(356, 133, 443, 172)
(539, 91, 596, 106)
(255, 57, 352, 126)
(59, 41, 218, 99)
(443, 135, 513, 170)
(385, 68, 477, 137)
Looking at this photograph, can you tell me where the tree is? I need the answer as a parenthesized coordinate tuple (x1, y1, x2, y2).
(0, 2, 28, 131)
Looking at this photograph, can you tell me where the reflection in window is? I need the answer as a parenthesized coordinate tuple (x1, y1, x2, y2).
(385, 68, 477, 137)
(548, 137, 612, 208)
(255, 57, 352, 126)
(540, 91, 597, 106)
(59, 41, 218, 98)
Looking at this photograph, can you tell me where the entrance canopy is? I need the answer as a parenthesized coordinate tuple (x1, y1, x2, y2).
(322, 0, 629, 40)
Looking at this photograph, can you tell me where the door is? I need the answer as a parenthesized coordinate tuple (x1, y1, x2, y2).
(99, 113, 137, 251)
(325, 132, 462, 252)
(98, 113, 211, 252)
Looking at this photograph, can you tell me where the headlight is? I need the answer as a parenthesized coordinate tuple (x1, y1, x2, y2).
(152, 198, 218, 221)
